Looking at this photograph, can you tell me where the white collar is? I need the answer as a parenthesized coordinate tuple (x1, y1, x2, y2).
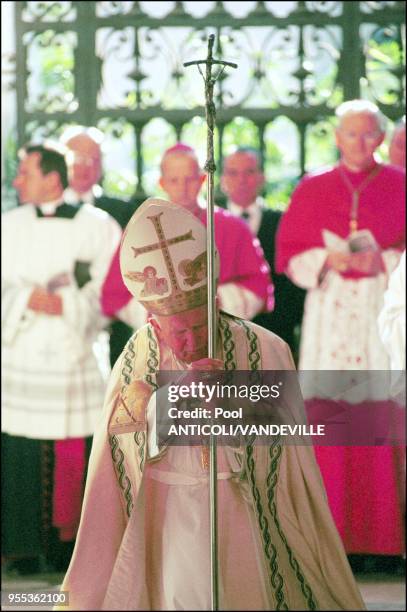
(36, 196, 65, 215)
(228, 197, 264, 217)
(64, 185, 102, 205)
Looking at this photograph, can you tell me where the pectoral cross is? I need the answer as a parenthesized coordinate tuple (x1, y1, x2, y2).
(349, 191, 360, 234)
(339, 164, 382, 236)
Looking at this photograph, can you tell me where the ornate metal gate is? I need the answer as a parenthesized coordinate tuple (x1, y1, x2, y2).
(12, 1, 406, 206)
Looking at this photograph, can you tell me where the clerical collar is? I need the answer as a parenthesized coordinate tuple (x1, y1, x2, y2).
(64, 184, 103, 205)
(229, 199, 259, 218)
(37, 197, 65, 216)
(35, 200, 80, 219)
(228, 201, 257, 218)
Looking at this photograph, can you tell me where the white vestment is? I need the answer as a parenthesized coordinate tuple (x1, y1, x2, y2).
(288, 248, 402, 403)
(378, 250, 406, 400)
(378, 250, 406, 371)
(289, 247, 401, 371)
(58, 314, 365, 611)
(2, 203, 122, 439)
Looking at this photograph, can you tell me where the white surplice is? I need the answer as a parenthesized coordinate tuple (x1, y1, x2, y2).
(288, 247, 402, 402)
(378, 250, 406, 371)
(2, 203, 122, 439)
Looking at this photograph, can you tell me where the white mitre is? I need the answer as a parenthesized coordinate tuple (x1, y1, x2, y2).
(120, 197, 219, 316)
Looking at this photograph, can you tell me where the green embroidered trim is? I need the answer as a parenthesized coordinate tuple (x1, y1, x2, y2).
(145, 326, 159, 390)
(109, 434, 134, 518)
(132, 327, 157, 474)
(246, 441, 288, 610)
(134, 431, 146, 473)
(234, 451, 248, 482)
(121, 336, 136, 388)
(266, 445, 318, 610)
(238, 319, 262, 370)
(219, 314, 237, 371)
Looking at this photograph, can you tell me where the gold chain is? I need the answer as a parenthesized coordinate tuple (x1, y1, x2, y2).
(338, 164, 382, 234)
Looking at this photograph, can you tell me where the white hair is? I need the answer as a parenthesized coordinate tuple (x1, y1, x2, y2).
(60, 125, 104, 146)
(336, 99, 387, 132)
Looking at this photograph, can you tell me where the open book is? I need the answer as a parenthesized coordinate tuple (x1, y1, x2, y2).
(322, 229, 378, 253)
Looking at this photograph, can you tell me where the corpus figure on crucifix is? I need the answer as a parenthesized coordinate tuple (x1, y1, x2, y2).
(57, 197, 365, 611)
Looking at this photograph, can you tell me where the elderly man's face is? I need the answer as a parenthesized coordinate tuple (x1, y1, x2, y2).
(159, 153, 206, 212)
(335, 112, 384, 171)
(221, 152, 264, 208)
(153, 304, 208, 363)
(389, 126, 406, 169)
(66, 134, 102, 194)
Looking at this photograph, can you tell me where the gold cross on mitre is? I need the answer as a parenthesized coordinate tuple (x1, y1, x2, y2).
(120, 198, 219, 317)
(131, 212, 195, 294)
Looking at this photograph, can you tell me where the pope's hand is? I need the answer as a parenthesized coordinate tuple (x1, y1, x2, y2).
(169, 358, 224, 415)
(173, 358, 224, 395)
(188, 358, 224, 371)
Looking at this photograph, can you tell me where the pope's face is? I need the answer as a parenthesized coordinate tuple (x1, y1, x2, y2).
(159, 153, 206, 212)
(221, 152, 264, 208)
(389, 126, 406, 169)
(335, 112, 384, 171)
(66, 135, 102, 194)
(154, 304, 208, 363)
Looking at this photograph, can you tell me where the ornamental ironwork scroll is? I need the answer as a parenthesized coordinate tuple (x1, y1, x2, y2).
(11, 1, 405, 206)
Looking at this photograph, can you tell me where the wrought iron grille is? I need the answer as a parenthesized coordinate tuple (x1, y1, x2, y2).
(13, 1, 406, 207)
